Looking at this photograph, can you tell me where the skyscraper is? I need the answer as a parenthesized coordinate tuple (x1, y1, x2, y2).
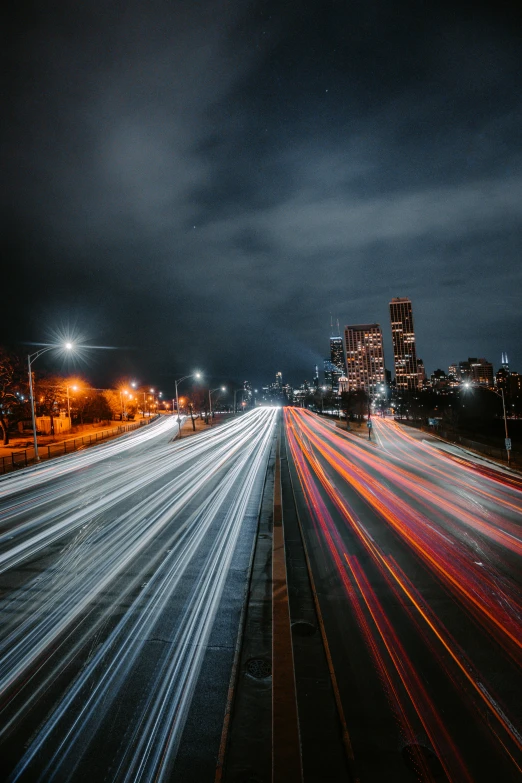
(344, 324, 385, 392)
(389, 297, 419, 391)
(328, 319, 346, 393)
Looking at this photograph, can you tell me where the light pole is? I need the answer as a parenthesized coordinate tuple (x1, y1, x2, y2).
(27, 342, 74, 461)
(131, 382, 148, 419)
(209, 386, 226, 426)
(66, 386, 73, 421)
(37, 381, 78, 430)
(463, 382, 511, 466)
(233, 388, 244, 414)
(175, 372, 202, 438)
(64, 383, 79, 425)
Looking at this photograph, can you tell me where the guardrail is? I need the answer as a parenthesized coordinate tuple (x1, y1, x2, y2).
(397, 419, 521, 468)
(0, 416, 160, 476)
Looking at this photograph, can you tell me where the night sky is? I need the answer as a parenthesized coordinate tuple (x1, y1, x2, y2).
(4, 1, 522, 391)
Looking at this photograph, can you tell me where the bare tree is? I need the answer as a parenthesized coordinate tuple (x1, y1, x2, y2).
(36, 376, 68, 436)
(0, 349, 27, 445)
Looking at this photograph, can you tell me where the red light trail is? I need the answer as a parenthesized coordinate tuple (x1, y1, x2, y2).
(285, 408, 522, 781)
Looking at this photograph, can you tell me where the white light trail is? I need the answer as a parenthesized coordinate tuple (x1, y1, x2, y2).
(0, 408, 278, 782)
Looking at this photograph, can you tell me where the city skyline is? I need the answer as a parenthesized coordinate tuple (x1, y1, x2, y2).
(3, 1, 521, 389)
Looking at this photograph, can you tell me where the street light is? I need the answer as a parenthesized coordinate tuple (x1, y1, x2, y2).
(119, 389, 130, 421)
(131, 382, 147, 418)
(462, 382, 511, 465)
(36, 380, 79, 430)
(209, 386, 226, 426)
(233, 388, 244, 414)
(65, 383, 80, 422)
(174, 372, 202, 438)
(27, 342, 74, 461)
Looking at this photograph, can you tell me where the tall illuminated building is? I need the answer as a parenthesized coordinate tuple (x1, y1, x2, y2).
(328, 318, 346, 393)
(389, 297, 419, 391)
(344, 324, 385, 392)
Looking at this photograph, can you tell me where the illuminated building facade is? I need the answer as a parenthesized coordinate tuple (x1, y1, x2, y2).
(329, 334, 346, 393)
(389, 297, 419, 391)
(417, 357, 426, 386)
(344, 323, 385, 392)
(456, 357, 494, 387)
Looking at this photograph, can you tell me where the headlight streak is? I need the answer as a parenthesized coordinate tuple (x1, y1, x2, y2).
(1, 409, 277, 781)
(0, 412, 273, 574)
(285, 408, 522, 779)
(1, 410, 272, 690)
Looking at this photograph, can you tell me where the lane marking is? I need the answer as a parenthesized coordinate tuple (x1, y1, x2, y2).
(272, 427, 302, 783)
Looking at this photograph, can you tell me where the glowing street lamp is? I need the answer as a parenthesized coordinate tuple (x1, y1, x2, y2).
(66, 383, 79, 421)
(209, 386, 226, 426)
(233, 388, 244, 415)
(174, 372, 202, 438)
(28, 342, 74, 462)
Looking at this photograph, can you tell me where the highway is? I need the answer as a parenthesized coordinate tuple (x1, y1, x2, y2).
(0, 409, 277, 782)
(284, 409, 522, 783)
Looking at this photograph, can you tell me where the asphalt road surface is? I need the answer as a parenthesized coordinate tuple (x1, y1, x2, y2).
(0, 409, 277, 783)
(284, 409, 522, 782)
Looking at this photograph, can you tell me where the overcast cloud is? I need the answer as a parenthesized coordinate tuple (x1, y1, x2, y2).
(3, 0, 521, 388)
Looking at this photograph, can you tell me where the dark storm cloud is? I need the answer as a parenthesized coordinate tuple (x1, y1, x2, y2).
(3, 0, 522, 388)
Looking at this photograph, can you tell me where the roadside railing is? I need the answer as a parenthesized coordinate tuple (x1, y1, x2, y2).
(397, 418, 521, 468)
(0, 416, 160, 475)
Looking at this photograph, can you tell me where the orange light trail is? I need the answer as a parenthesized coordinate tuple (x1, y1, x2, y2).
(287, 410, 522, 653)
(284, 408, 522, 778)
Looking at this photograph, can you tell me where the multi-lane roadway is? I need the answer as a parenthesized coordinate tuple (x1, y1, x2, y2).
(1, 406, 520, 783)
(0, 410, 277, 782)
(285, 409, 522, 782)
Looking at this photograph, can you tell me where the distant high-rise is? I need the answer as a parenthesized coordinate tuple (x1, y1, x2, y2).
(417, 357, 426, 386)
(389, 297, 419, 391)
(344, 324, 385, 392)
(457, 358, 494, 387)
(502, 352, 509, 371)
(329, 318, 346, 393)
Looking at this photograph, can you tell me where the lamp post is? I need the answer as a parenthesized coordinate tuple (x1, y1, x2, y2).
(174, 372, 202, 438)
(64, 383, 79, 424)
(27, 342, 74, 461)
(209, 387, 226, 426)
(131, 382, 148, 419)
(233, 388, 244, 414)
(462, 382, 511, 466)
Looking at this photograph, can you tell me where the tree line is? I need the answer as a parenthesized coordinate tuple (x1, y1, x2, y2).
(0, 347, 152, 445)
